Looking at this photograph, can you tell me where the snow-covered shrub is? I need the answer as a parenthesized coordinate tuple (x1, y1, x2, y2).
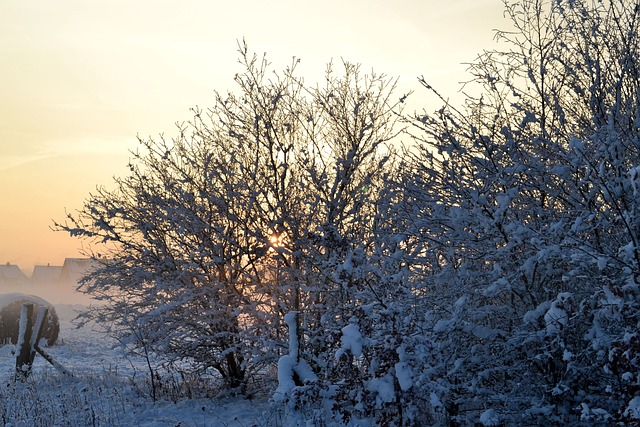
(56, 41, 404, 406)
(51, 0, 640, 423)
(400, 0, 640, 424)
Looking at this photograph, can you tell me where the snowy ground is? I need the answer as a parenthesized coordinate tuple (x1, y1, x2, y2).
(0, 304, 271, 427)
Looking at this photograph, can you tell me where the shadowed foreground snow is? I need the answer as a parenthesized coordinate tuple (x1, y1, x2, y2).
(0, 304, 269, 426)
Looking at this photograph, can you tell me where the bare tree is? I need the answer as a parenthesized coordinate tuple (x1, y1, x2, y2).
(55, 42, 404, 398)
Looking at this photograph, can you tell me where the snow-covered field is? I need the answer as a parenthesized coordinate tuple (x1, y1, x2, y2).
(0, 304, 270, 427)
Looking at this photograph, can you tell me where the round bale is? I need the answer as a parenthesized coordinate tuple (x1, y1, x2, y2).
(0, 293, 60, 346)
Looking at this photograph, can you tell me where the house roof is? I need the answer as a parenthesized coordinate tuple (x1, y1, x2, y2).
(0, 263, 29, 285)
(31, 264, 63, 283)
(59, 258, 100, 283)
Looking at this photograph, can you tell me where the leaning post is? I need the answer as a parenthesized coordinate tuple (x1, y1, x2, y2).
(29, 306, 49, 364)
(13, 302, 70, 379)
(15, 303, 35, 380)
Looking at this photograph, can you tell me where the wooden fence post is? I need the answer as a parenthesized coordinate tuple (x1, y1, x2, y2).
(14, 302, 71, 380)
(15, 303, 34, 380)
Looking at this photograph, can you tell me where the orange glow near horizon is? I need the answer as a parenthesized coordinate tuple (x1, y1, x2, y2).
(0, 0, 507, 274)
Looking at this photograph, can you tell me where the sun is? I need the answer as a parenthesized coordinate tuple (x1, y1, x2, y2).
(269, 233, 284, 248)
(268, 229, 288, 251)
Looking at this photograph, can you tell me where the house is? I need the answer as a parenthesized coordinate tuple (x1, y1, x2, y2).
(59, 258, 100, 284)
(0, 263, 29, 286)
(26, 258, 102, 305)
(31, 264, 63, 284)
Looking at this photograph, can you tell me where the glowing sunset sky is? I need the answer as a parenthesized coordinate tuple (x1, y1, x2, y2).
(0, 0, 506, 274)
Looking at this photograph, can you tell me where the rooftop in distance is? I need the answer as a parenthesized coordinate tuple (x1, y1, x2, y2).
(0, 258, 100, 285)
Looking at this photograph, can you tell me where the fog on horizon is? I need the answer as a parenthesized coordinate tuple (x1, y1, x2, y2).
(0, 259, 98, 306)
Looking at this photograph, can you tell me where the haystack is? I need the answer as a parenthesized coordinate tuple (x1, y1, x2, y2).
(0, 294, 59, 346)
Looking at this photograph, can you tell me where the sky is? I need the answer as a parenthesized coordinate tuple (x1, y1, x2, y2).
(0, 0, 507, 275)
